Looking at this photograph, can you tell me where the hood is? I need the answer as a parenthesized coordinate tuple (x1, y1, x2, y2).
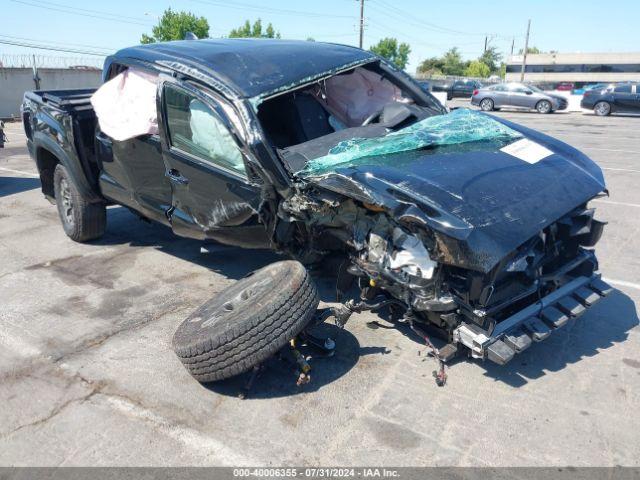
(307, 119, 606, 273)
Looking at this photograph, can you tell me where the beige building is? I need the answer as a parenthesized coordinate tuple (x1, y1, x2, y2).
(506, 52, 640, 84)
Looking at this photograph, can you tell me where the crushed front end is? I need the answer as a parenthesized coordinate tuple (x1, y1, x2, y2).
(269, 109, 610, 366)
(277, 185, 610, 365)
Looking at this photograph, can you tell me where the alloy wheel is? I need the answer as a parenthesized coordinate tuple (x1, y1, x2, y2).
(480, 99, 493, 111)
(537, 101, 551, 114)
(594, 102, 611, 116)
(59, 177, 74, 226)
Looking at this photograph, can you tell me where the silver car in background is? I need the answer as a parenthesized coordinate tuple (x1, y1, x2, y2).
(471, 83, 569, 114)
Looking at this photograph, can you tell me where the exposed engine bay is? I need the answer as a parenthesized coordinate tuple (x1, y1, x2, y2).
(276, 187, 605, 340)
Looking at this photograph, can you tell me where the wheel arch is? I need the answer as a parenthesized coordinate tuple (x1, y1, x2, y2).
(33, 132, 102, 202)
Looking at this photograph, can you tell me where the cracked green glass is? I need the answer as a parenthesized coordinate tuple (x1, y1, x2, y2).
(299, 109, 523, 175)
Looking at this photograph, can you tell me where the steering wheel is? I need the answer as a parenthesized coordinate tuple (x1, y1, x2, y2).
(361, 108, 384, 126)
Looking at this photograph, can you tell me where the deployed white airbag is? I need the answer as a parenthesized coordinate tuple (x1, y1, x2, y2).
(91, 68, 159, 141)
(315, 67, 407, 127)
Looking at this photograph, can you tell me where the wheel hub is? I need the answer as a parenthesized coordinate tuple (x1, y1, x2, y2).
(59, 177, 74, 225)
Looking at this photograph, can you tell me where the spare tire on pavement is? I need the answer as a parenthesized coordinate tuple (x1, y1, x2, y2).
(173, 260, 319, 383)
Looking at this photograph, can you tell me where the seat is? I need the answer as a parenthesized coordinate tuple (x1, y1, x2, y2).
(292, 93, 334, 142)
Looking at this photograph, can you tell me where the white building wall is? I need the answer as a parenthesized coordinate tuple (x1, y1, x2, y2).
(506, 52, 640, 84)
(0, 68, 102, 118)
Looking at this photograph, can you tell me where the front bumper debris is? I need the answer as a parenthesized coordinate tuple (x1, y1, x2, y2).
(453, 275, 612, 365)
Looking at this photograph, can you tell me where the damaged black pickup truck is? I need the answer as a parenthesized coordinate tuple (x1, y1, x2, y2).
(22, 39, 611, 384)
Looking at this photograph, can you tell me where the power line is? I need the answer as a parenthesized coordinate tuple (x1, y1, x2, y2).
(24, 0, 152, 23)
(367, 18, 462, 50)
(370, 0, 485, 36)
(188, 0, 354, 19)
(369, 0, 521, 40)
(10, 0, 153, 27)
(0, 39, 107, 57)
(0, 34, 112, 53)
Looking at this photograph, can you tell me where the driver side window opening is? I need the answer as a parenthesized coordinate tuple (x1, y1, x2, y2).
(256, 62, 425, 151)
(163, 85, 246, 175)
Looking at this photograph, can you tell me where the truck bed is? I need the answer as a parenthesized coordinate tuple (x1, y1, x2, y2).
(24, 88, 97, 112)
(22, 88, 102, 201)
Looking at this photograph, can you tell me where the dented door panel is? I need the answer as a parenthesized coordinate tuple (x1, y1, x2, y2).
(158, 80, 270, 247)
(164, 148, 269, 247)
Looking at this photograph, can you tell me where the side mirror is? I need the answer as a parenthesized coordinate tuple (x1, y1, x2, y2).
(525, 90, 533, 95)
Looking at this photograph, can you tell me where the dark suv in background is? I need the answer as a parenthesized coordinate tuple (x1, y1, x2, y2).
(433, 79, 483, 100)
(581, 82, 640, 116)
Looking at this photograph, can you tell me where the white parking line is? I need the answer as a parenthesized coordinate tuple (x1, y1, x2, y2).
(603, 278, 640, 291)
(103, 395, 256, 465)
(592, 199, 640, 208)
(583, 147, 640, 154)
(602, 167, 640, 174)
(0, 167, 39, 178)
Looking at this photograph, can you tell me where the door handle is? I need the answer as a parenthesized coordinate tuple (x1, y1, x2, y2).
(166, 168, 189, 185)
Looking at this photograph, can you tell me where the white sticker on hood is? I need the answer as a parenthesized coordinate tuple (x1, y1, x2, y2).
(500, 138, 553, 164)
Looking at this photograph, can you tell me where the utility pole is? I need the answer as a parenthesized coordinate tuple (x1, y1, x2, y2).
(358, 0, 365, 49)
(484, 36, 487, 53)
(510, 37, 515, 56)
(520, 19, 531, 82)
(32, 54, 41, 90)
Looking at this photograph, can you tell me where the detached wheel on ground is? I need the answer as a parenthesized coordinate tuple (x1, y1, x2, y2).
(479, 98, 494, 111)
(53, 164, 106, 242)
(594, 101, 611, 116)
(536, 100, 552, 114)
(173, 260, 320, 383)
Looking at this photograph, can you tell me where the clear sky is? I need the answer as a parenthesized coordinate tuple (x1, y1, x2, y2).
(1, 0, 638, 72)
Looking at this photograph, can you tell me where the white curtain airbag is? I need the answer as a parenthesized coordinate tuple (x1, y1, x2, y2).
(91, 68, 159, 141)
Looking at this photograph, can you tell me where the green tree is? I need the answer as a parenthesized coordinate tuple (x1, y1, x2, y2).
(479, 46, 502, 73)
(441, 47, 466, 76)
(464, 60, 490, 78)
(229, 19, 280, 38)
(417, 56, 445, 75)
(140, 8, 209, 44)
(369, 37, 411, 70)
(518, 46, 542, 55)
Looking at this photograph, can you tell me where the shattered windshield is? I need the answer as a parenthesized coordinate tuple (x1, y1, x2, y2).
(297, 109, 523, 176)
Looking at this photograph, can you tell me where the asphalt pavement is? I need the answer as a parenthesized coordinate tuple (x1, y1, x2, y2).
(1, 105, 639, 466)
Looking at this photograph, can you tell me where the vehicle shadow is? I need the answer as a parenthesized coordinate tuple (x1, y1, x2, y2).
(203, 323, 369, 399)
(96, 207, 638, 390)
(471, 289, 639, 387)
(94, 206, 281, 281)
(93, 207, 381, 397)
(0, 176, 40, 198)
(582, 112, 640, 118)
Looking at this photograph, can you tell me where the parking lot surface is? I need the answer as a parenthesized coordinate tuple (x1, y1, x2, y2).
(1, 106, 639, 466)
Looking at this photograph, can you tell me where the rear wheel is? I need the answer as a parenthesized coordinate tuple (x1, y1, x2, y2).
(480, 98, 494, 111)
(536, 100, 552, 114)
(53, 164, 106, 242)
(594, 101, 611, 116)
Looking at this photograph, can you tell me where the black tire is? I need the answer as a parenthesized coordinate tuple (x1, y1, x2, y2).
(53, 164, 106, 242)
(173, 260, 319, 383)
(479, 98, 494, 111)
(536, 100, 552, 114)
(594, 101, 611, 116)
